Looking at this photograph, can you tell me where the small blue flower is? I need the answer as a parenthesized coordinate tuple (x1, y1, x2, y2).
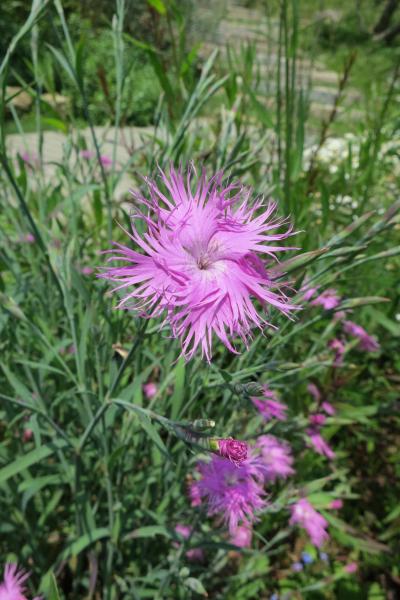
(270, 594, 279, 600)
(301, 551, 314, 564)
(319, 551, 329, 562)
(291, 562, 303, 572)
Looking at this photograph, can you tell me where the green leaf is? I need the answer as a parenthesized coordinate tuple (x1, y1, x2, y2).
(0, 440, 68, 485)
(184, 577, 208, 597)
(57, 528, 110, 563)
(126, 525, 172, 540)
(48, 573, 61, 600)
(147, 0, 167, 15)
(40, 571, 61, 600)
(136, 413, 171, 460)
(170, 358, 185, 420)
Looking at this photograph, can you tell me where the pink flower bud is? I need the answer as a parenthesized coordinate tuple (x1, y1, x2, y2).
(23, 428, 33, 442)
(329, 499, 343, 510)
(143, 382, 158, 399)
(309, 414, 326, 426)
(217, 438, 248, 466)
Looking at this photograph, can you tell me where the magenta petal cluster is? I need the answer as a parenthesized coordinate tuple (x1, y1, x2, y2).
(251, 435, 294, 482)
(190, 456, 266, 533)
(306, 430, 335, 460)
(143, 382, 158, 399)
(329, 338, 346, 365)
(174, 524, 204, 561)
(100, 166, 297, 360)
(217, 438, 248, 465)
(230, 524, 253, 548)
(251, 386, 287, 421)
(0, 564, 41, 600)
(307, 382, 321, 402)
(290, 499, 329, 547)
(321, 401, 336, 416)
(311, 288, 341, 310)
(343, 320, 379, 352)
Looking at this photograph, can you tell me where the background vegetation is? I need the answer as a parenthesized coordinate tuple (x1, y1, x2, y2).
(0, 0, 399, 598)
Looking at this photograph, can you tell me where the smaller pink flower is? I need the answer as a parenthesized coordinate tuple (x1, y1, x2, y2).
(333, 310, 346, 321)
(100, 155, 113, 169)
(307, 383, 321, 402)
(329, 499, 343, 510)
(143, 382, 158, 399)
(18, 233, 35, 244)
(251, 397, 287, 421)
(23, 429, 33, 443)
(188, 480, 202, 507)
(230, 525, 252, 548)
(174, 525, 204, 561)
(311, 289, 341, 310)
(329, 338, 346, 365)
(80, 266, 94, 276)
(290, 499, 329, 547)
(80, 149, 94, 160)
(217, 439, 248, 466)
(251, 387, 287, 422)
(250, 435, 294, 482)
(191, 456, 266, 533)
(301, 279, 319, 301)
(321, 401, 336, 416)
(306, 430, 335, 460)
(343, 320, 379, 352)
(80, 150, 112, 169)
(344, 562, 358, 574)
(309, 414, 326, 426)
(19, 151, 40, 169)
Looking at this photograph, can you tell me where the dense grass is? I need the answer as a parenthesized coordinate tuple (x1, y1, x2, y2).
(0, 1, 400, 598)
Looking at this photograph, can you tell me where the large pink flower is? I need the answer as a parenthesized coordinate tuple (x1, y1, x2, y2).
(100, 166, 297, 360)
(190, 456, 267, 533)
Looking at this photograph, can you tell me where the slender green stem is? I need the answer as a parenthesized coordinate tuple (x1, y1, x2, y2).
(108, 320, 149, 398)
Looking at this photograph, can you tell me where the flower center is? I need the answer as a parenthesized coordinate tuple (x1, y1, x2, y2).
(197, 252, 213, 270)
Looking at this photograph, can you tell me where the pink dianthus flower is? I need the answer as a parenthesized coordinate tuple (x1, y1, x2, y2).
(344, 562, 358, 574)
(143, 382, 158, 399)
(321, 401, 336, 416)
(329, 338, 346, 365)
(0, 563, 41, 600)
(307, 383, 321, 402)
(230, 524, 252, 548)
(306, 430, 335, 460)
(174, 524, 204, 561)
(290, 499, 329, 547)
(311, 289, 341, 310)
(190, 456, 266, 533)
(251, 386, 287, 421)
(309, 414, 326, 426)
(250, 435, 294, 482)
(343, 320, 379, 352)
(100, 166, 298, 361)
